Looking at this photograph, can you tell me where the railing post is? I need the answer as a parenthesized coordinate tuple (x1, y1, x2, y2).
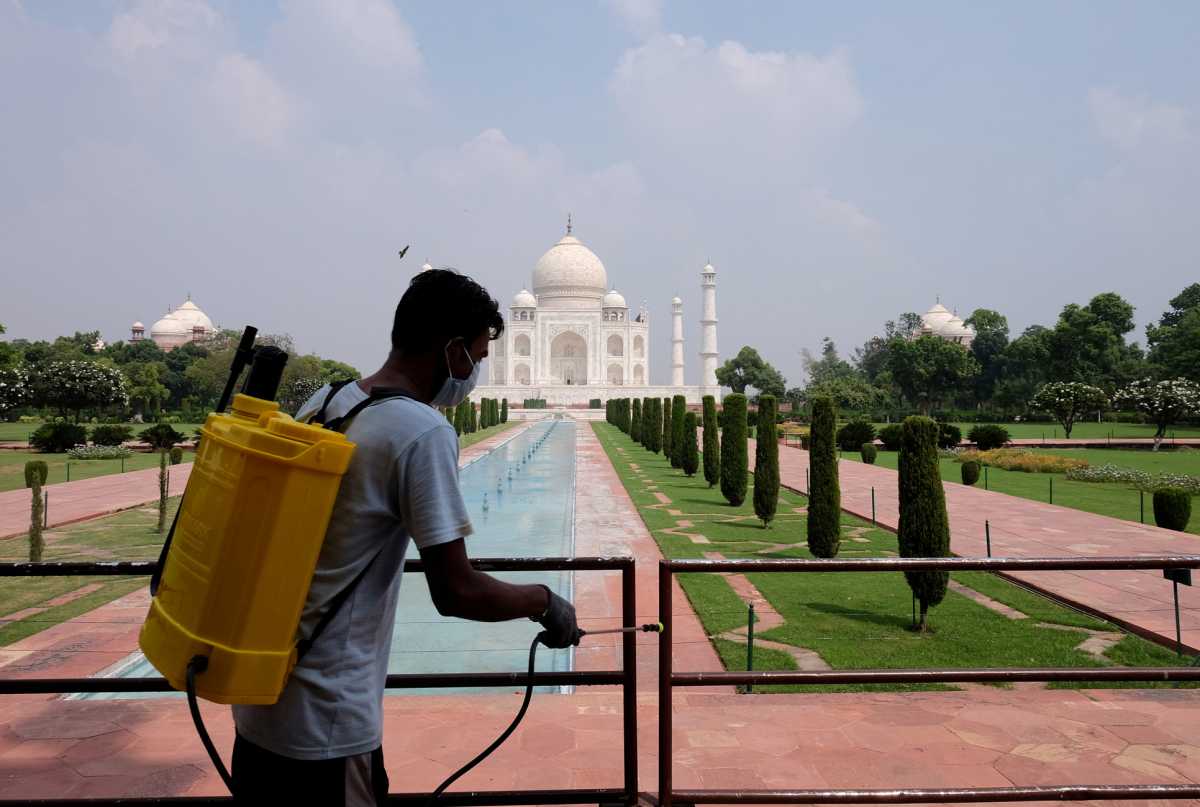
(621, 560, 638, 804)
(658, 560, 673, 807)
(43, 491, 48, 528)
(1174, 579, 1183, 657)
(1049, 476, 1053, 504)
(985, 520, 991, 557)
(1140, 489, 1145, 524)
(745, 601, 755, 694)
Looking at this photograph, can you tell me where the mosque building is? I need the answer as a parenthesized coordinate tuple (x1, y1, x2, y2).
(131, 297, 216, 351)
(913, 301, 975, 347)
(463, 221, 721, 406)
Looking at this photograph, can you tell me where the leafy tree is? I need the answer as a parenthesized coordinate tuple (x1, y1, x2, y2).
(898, 416, 951, 632)
(885, 335, 979, 415)
(1147, 284, 1200, 382)
(0, 364, 30, 417)
(994, 325, 1052, 413)
(716, 346, 786, 399)
(670, 395, 686, 468)
(1029, 382, 1109, 439)
(963, 309, 1009, 403)
(32, 361, 129, 421)
(803, 376, 887, 414)
(681, 412, 700, 478)
(1114, 378, 1200, 450)
(719, 393, 748, 506)
(802, 338, 856, 387)
(702, 395, 720, 488)
(1046, 293, 1143, 390)
(124, 361, 169, 417)
(141, 422, 184, 450)
(753, 395, 779, 527)
(280, 376, 327, 415)
(807, 396, 841, 558)
(631, 398, 642, 443)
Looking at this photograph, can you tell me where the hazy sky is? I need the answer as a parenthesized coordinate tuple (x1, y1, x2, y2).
(3, 1, 1197, 385)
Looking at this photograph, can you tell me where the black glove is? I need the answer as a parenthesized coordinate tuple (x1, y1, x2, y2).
(532, 585, 582, 648)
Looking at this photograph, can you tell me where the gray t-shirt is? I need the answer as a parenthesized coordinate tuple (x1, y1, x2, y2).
(232, 382, 472, 760)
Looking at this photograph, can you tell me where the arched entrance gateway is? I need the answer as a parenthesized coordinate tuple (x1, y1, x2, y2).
(550, 331, 588, 385)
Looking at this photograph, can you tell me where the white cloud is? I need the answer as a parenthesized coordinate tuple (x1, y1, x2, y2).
(604, 0, 663, 39)
(209, 54, 295, 147)
(1089, 87, 1190, 150)
(610, 34, 862, 180)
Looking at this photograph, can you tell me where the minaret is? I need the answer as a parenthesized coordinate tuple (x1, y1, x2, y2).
(700, 261, 719, 391)
(671, 296, 685, 387)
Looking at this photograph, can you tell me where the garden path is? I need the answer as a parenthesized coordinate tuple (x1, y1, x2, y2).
(764, 440, 1200, 653)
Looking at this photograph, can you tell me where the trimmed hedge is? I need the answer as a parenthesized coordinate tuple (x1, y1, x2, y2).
(30, 421, 87, 453)
(682, 412, 700, 477)
(878, 424, 903, 451)
(1153, 488, 1192, 532)
(753, 395, 780, 527)
(670, 396, 686, 469)
(937, 422, 962, 449)
(836, 418, 876, 452)
(90, 424, 134, 446)
(860, 443, 877, 464)
(898, 416, 951, 631)
(702, 395, 720, 488)
(719, 393, 748, 507)
(807, 396, 841, 558)
(961, 460, 981, 486)
(968, 424, 1010, 451)
(169, 446, 184, 465)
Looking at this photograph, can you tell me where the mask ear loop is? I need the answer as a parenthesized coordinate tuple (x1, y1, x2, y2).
(445, 337, 475, 381)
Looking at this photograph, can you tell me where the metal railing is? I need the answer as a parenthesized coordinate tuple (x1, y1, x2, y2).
(0, 556, 638, 807)
(658, 555, 1200, 806)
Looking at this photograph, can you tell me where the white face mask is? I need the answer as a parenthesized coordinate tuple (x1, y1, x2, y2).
(431, 340, 481, 408)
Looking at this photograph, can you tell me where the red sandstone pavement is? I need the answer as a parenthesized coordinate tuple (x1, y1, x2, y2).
(766, 441, 1200, 654)
(2, 420, 1199, 803)
(0, 465, 193, 540)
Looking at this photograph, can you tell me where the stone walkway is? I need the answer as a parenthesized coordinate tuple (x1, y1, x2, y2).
(768, 441, 1200, 653)
(0, 465, 192, 540)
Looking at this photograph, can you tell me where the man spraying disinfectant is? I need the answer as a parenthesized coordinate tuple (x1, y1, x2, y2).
(231, 269, 581, 805)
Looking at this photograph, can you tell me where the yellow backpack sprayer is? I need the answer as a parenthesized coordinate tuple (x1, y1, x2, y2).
(139, 325, 662, 799)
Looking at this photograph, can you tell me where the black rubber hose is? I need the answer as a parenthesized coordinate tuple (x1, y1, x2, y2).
(429, 635, 541, 805)
(186, 656, 234, 794)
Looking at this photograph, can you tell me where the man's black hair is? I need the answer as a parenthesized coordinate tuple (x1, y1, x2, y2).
(391, 268, 504, 355)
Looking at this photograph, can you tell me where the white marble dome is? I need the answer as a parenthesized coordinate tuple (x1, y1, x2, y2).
(602, 289, 627, 308)
(532, 233, 608, 301)
(512, 288, 537, 308)
(921, 303, 954, 332)
(150, 312, 188, 337)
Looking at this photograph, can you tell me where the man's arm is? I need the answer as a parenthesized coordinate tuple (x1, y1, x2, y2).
(419, 538, 548, 621)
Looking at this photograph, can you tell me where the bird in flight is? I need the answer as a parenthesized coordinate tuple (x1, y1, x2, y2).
(397, 245, 410, 259)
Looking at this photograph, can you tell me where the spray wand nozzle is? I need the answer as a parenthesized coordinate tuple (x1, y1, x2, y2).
(580, 622, 663, 637)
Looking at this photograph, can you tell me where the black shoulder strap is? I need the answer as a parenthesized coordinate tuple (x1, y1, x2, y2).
(295, 385, 419, 661)
(307, 379, 355, 426)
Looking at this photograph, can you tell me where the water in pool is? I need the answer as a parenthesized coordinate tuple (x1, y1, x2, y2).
(81, 417, 577, 698)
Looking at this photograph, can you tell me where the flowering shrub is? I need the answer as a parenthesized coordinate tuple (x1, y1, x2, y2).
(1113, 378, 1200, 447)
(67, 444, 133, 460)
(0, 364, 31, 415)
(1066, 463, 1200, 494)
(1029, 382, 1108, 439)
(33, 361, 129, 419)
(956, 448, 1088, 474)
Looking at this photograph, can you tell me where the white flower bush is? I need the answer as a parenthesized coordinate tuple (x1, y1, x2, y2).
(1113, 378, 1200, 448)
(67, 444, 134, 460)
(1066, 462, 1200, 494)
(35, 361, 129, 417)
(0, 364, 31, 415)
(1029, 382, 1108, 439)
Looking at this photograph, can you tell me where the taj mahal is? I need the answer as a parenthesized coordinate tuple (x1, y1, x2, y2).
(465, 221, 721, 406)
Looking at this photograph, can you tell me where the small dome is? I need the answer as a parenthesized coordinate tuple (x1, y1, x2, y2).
(532, 233, 608, 300)
(671, 296, 682, 306)
(421, 261, 433, 272)
(150, 313, 188, 337)
(920, 303, 954, 332)
(512, 288, 537, 308)
(171, 299, 214, 333)
(603, 289, 627, 308)
(702, 262, 715, 273)
(132, 321, 144, 329)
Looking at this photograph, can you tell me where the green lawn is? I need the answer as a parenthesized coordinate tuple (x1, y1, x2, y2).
(868, 447, 1200, 537)
(592, 421, 1194, 692)
(871, 421, 1200, 441)
(0, 497, 179, 646)
(0, 450, 181, 492)
(0, 421, 205, 443)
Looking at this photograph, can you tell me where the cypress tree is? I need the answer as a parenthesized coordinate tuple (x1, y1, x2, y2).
(645, 398, 661, 453)
(631, 398, 642, 443)
(807, 395, 841, 558)
(501, 399, 508, 423)
(453, 401, 467, 435)
(25, 461, 47, 562)
(625, 398, 633, 433)
(702, 395, 720, 488)
(670, 395, 687, 469)
(898, 416, 951, 632)
(662, 397, 673, 459)
(480, 398, 489, 429)
(607, 399, 613, 424)
(471, 402, 479, 433)
(682, 412, 700, 477)
(719, 393, 748, 506)
(753, 395, 780, 528)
